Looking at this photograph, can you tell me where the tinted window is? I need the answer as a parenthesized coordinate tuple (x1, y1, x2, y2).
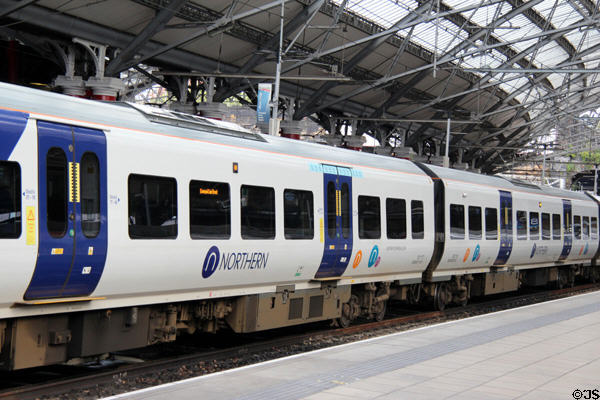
(552, 213, 561, 240)
(485, 207, 498, 240)
(341, 183, 350, 239)
(80, 153, 100, 238)
(529, 212, 539, 240)
(574, 215, 581, 239)
(450, 204, 465, 240)
(411, 200, 424, 239)
(468, 206, 482, 240)
(327, 181, 336, 239)
(241, 185, 275, 239)
(358, 195, 380, 239)
(0, 161, 21, 238)
(284, 189, 313, 239)
(592, 217, 598, 239)
(516, 210, 527, 240)
(583, 216, 590, 239)
(190, 180, 230, 239)
(128, 174, 177, 239)
(47, 148, 68, 238)
(386, 198, 406, 239)
(542, 213, 550, 240)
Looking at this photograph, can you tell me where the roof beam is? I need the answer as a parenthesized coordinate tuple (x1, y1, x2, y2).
(293, 0, 436, 120)
(105, 0, 188, 76)
(214, 0, 326, 102)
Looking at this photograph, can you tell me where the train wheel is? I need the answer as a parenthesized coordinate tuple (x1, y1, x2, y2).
(374, 288, 387, 321)
(433, 283, 449, 311)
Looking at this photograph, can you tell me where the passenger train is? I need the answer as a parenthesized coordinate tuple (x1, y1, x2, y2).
(0, 82, 598, 370)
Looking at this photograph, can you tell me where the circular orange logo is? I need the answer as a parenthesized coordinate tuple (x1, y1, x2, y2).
(463, 248, 471, 263)
(352, 251, 363, 269)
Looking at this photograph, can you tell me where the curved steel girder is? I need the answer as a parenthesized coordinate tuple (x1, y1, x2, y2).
(105, 0, 189, 76)
(402, 17, 592, 151)
(0, 0, 376, 118)
(298, 0, 544, 122)
(213, 0, 326, 102)
(465, 42, 600, 150)
(293, 0, 436, 120)
(505, 0, 580, 63)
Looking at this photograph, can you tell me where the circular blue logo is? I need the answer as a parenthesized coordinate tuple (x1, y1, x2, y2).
(368, 245, 380, 268)
(202, 246, 220, 278)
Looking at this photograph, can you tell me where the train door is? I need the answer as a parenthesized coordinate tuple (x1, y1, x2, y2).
(559, 199, 572, 261)
(314, 165, 353, 279)
(24, 121, 108, 300)
(494, 190, 513, 265)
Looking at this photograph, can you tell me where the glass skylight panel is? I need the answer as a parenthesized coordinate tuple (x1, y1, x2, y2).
(531, 42, 569, 68)
(466, 1, 513, 27)
(410, 19, 466, 54)
(332, 0, 414, 29)
(533, 1, 580, 29)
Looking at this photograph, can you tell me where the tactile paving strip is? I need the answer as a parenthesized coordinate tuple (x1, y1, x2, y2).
(236, 300, 600, 400)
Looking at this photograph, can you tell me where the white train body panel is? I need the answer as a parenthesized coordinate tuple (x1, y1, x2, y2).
(0, 82, 599, 323)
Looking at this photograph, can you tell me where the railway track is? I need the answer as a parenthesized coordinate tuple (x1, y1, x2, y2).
(1, 283, 598, 400)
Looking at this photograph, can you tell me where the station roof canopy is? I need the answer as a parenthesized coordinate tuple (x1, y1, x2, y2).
(2, 0, 600, 173)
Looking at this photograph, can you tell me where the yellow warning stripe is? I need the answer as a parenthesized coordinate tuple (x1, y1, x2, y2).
(69, 162, 80, 203)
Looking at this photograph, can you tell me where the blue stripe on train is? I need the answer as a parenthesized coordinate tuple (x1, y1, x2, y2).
(0, 109, 28, 160)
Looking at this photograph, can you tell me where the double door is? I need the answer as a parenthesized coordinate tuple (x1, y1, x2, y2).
(24, 121, 107, 299)
(315, 165, 353, 279)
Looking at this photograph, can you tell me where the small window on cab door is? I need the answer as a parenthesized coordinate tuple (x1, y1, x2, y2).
(450, 204, 465, 240)
(485, 207, 498, 240)
(0, 161, 21, 239)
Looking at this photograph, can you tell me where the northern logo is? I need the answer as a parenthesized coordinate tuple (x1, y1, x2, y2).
(202, 246, 269, 279)
(530, 243, 537, 258)
(202, 245, 220, 278)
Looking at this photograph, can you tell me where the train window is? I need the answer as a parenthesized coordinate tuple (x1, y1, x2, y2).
(358, 195, 381, 239)
(485, 208, 498, 240)
(327, 182, 336, 239)
(284, 189, 314, 240)
(47, 148, 68, 238)
(468, 206, 482, 240)
(411, 200, 424, 239)
(190, 180, 230, 239)
(574, 215, 581, 239)
(241, 185, 275, 239)
(386, 198, 406, 239)
(128, 174, 177, 239)
(516, 210, 527, 240)
(541, 213, 550, 240)
(450, 204, 465, 240)
(583, 216, 590, 239)
(0, 161, 21, 238)
(80, 153, 100, 238)
(592, 217, 598, 239)
(529, 212, 539, 240)
(552, 213, 561, 240)
(341, 183, 350, 239)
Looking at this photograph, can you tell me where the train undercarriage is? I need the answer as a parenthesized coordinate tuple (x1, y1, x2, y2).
(1, 264, 598, 370)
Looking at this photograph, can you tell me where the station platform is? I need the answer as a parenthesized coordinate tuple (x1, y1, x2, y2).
(108, 291, 600, 400)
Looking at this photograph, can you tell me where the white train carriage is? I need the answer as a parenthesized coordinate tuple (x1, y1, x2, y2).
(0, 82, 598, 370)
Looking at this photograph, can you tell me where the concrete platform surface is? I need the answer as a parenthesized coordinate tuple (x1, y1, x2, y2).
(106, 291, 600, 400)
